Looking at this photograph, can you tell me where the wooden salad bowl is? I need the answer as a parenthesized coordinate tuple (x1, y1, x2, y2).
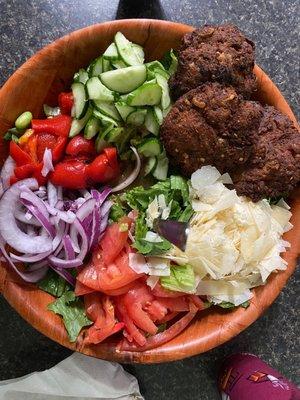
(0, 19, 299, 363)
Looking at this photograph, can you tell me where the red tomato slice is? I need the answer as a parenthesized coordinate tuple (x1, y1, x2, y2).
(121, 282, 158, 335)
(77, 251, 142, 292)
(84, 295, 121, 345)
(115, 300, 146, 346)
(100, 217, 132, 265)
(119, 310, 197, 352)
(155, 297, 190, 312)
(75, 280, 95, 296)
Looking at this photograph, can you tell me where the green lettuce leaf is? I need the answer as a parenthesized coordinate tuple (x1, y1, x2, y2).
(218, 300, 250, 309)
(133, 236, 171, 255)
(38, 270, 71, 297)
(48, 291, 92, 342)
(160, 264, 195, 293)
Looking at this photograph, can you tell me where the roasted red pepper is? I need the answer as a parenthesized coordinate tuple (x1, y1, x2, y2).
(50, 157, 89, 189)
(9, 141, 33, 166)
(87, 147, 119, 183)
(66, 135, 95, 157)
(31, 115, 71, 137)
(50, 147, 119, 189)
(58, 92, 74, 115)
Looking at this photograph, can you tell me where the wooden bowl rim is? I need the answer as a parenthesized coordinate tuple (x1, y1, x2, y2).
(0, 19, 299, 364)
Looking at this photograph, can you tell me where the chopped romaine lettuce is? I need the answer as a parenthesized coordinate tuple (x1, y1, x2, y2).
(48, 291, 92, 342)
(160, 264, 195, 293)
(218, 300, 250, 309)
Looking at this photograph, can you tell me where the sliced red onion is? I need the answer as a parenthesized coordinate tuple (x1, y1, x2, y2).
(73, 218, 88, 261)
(0, 156, 16, 191)
(55, 200, 64, 210)
(100, 211, 109, 235)
(63, 235, 75, 260)
(14, 207, 41, 227)
(0, 236, 48, 282)
(47, 181, 58, 207)
(80, 189, 92, 200)
(57, 186, 63, 201)
(25, 203, 55, 238)
(0, 179, 53, 254)
(101, 200, 113, 216)
(27, 225, 36, 237)
(111, 146, 141, 193)
(48, 255, 82, 268)
(10, 250, 52, 263)
(29, 260, 48, 271)
(91, 187, 111, 206)
(90, 206, 101, 249)
(50, 266, 75, 286)
(20, 188, 49, 218)
(41, 148, 54, 177)
(69, 226, 80, 254)
(76, 198, 96, 221)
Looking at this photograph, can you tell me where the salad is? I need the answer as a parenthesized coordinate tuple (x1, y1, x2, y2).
(0, 30, 293, 351)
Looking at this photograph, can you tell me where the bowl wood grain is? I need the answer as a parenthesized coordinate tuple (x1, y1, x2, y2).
(0, 19, 299, 363)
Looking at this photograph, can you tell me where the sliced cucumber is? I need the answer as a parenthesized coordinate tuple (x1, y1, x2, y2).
(103, 43, 119, 60)
(105, 127, 124, 143)
(126, 109, 147, 126)
(132, 44, 145, 64)
(115, 103, 135, 121)
(152, 156, 169, 181)
(69, 107, 92, 137)
(126, 82, 162, 106)
(71, 82, 88, 119)
(111, 59, 127, 69)
(73, 68, 89, 84)
(156, 73, 171, 110)
(95, 123, 114, 152)
(100, 65, 147, 94)
(84, 117, 100, 139)
(86, 77, 115, 102)
(114, 32, 142, 66)
(138, 137, 162, 157)
(102, 58, 112, 72)
(88, 56, 103, 77)
(145, 108, 160, 135)
(144, 156, 157, 176)
(93, 100, 121, 121)
(162, 104, 172, 118)
(153, 106, 163, 125)
(93, 109, 119, 127)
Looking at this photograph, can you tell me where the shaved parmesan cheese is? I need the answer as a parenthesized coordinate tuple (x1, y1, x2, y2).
(145, 231, 163, 243)
(146, 275, 159, 289)
(165, 165, 292, 296)
(128, 253, 170, 276)
(128, 253, 149, 274)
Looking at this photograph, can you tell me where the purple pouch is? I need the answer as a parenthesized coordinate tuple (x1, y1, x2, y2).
(218, 353, 300, 400)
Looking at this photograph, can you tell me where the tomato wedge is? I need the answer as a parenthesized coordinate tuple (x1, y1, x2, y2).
(77, 251, 142, 292)
(100, 217, 132, 265)
(115, 300, 146, 346)
(84, 294, 123, 344)
(75, 280, 95, 296)
(119, 310, 197, 352)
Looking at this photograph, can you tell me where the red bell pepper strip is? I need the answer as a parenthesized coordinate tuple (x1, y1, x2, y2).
(66, 135, 95, 157)
(31, 115, 71, 137)
(58, 92, 74, 115)
(14, 164, 35, 180)
(9, 141, 33, 166)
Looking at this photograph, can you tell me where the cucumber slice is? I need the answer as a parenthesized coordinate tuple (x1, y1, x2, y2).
(84, 117, 100, 139)
(100, 65, 147, 94)
(112, 59, 127, 69)
(156, 73, 171, 109)
(71, 82, 88, 119)
(102, 58, 112, 72)
(144, 156, 157, 176)
(132, 44, 145, 64)
(95, 123, 114, 152)
(126, 82, 162, 106)
(88, 56, 103, 77)
(138, 137, 162, 157)
(126, 109, 147, 126)
(86, 77, 115, 102)
(103, 43, 119, 60)
(93, 100, 121, 121)
(145, 108, 160, 136)
(153, 106, 163, 125)
(73, 68, 89, 84)
(105, 127, 124, 143)
(93, 109, 119, 126)
(162, 104, 172, 118)
(114, 32, 142, 66)
(152, 156, 169, 181)
(69, 107, 92, 137)
(115, 103, 135, 121)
